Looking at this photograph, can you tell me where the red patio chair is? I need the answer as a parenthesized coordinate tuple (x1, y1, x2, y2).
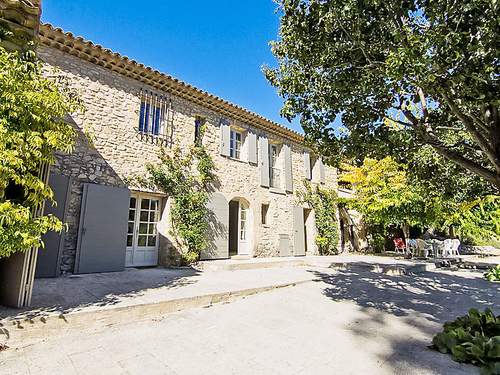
(393, 238, 406, 254)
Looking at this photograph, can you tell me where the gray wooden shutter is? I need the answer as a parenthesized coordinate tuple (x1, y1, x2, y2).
(0, 251, 32, 307)
(304, 152, 311, 180)
(75, 183, 130, 274)
(220, 121, 230, 156)
(319, 158, 325, 184)
(247, 131, 257, 164)
(293, 206, 306, 256)
(284, 144, 293, 192)
(259, 136, 270, 187)
(36, 172, 71, 278)
(202, 192, 229, 260)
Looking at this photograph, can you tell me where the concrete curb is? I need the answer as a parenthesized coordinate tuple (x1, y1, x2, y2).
(325, 262, 436, 275)
(0, 278, 313, 348)
(194, 259, 306, 272)
(195, 258, 436, 275)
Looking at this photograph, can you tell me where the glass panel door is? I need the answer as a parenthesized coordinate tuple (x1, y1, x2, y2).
(238, 203, 249, 255)
(125, 194, 160, 267)
(137, 198, 159, 249)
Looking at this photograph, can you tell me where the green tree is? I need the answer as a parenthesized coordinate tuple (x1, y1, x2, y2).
(0, 31, 80, 258)
(339, 157, 438, 230)
(340, 157, 500, 246)
(265, 0, 500, 189)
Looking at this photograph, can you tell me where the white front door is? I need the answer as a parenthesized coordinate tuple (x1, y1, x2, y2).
(238, 203, 249, 255)
(126, 194, 160, 267)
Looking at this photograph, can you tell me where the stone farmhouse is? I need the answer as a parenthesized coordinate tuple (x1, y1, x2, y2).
(28, 22, 344, 277)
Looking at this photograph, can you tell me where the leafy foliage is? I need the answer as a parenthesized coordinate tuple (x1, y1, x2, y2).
(297, 181, 338, 254)
(265, 0, 500, 188)
(339, 157, 436, 228)
(144, 125, 217, 264)
(443, 195, 500, 247)
(0, 31, 80, 258)
(340, 157, 500, 246)
(485, 265, 500, 283)
(432, 308, 500, 374)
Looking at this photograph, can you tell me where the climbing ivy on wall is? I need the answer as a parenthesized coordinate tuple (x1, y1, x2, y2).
(297, 181, 339, 255)
(0, 27, 81, 258)
(144, 125, 217, 264)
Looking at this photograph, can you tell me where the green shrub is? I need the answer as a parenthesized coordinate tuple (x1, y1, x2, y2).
(432, 308, 500, 374)
(485, 265, 500, 283)
(141, 124, 216, 264)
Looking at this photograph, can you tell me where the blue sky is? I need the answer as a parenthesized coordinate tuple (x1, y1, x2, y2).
(41, 0, 302, 132)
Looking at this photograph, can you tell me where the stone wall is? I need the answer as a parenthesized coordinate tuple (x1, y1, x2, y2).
(37, 44, 338, 273)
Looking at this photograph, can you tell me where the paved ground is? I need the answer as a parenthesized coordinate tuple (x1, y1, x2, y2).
(1, 267, 498, 374)
(0, 255, 428, 319)
(0, 266, 316, 319)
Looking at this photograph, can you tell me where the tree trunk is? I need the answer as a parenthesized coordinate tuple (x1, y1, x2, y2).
(402, 222, 410, 243)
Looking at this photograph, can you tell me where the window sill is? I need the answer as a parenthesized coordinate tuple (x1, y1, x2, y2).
(224, 155, 248, 164)
(269, 187, 286, 195)
(136, 130, 172, 146)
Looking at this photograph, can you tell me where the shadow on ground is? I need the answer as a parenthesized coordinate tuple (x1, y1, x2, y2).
(0, 267, 199, 320)
(312, 268, 499, 374)
(312, 268, 499, 322)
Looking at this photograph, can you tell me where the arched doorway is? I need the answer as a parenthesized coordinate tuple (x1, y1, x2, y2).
(228, 198, 252, 256)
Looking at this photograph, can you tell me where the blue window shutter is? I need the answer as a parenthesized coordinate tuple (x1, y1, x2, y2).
(144, 103, 150, 133)
(138, 101, 145, 131)
(153, 106, 160, 135)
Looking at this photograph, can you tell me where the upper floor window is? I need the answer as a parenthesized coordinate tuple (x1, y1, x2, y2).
(269, 144, 281, 188)
(194, 116, 206, 145)
(230, 129, 242, 159)
(138, 90, 172, 144)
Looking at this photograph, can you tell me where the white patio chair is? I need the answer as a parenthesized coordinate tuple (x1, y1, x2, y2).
(423, 239, 435, 258)
(442, 239, 453, 258)
(407, 239, 417, 256)
(434, 240, 445, 258)
(449, 239, 460, 256)
(415, 239, 426, 258)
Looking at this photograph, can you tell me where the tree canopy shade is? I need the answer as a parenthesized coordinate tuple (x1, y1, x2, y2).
(265, 0, 500, 189)
(0, 29, 80, 258)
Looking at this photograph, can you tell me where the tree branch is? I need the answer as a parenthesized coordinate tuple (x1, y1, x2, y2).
(422, 132, 500, 188)
(417, 87, 428, 120)
(386, 118, 413, 128)
(440, 90, 499, 170)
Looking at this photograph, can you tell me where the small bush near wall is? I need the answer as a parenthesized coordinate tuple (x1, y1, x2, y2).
(297, 181, 339, 255)
(141, 125, 217, 264)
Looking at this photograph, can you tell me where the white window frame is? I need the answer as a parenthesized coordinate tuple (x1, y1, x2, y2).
(230, 129, 243, 160)
(269, 144, 282, 189)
